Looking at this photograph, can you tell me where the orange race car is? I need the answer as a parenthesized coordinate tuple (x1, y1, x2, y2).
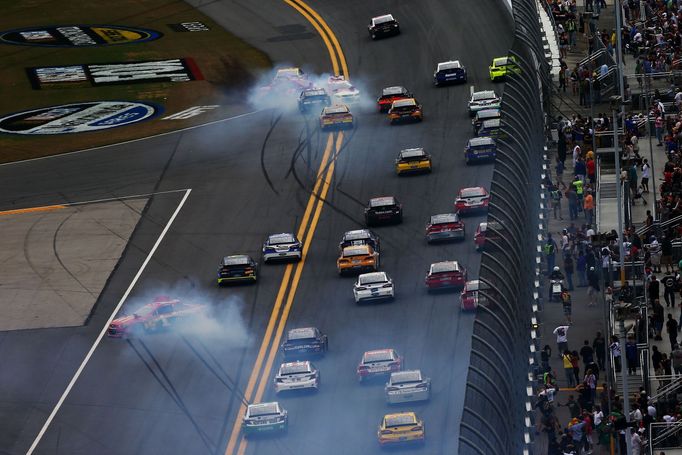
(337, 244, 379, 275)
(388, 98, 423, 124)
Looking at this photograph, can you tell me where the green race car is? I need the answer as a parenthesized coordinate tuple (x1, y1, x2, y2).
(489, 56, 520, 82)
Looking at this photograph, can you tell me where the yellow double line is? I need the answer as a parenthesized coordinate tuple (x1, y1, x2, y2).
(224, 1, 348, 454)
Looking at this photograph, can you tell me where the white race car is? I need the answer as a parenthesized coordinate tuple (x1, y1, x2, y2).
(327, 75, 360, 104)
(385, 370, 431, 404)
(273, 361, 320, 393)
(353, 272, 394, 303)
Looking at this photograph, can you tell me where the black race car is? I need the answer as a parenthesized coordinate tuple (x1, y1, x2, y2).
(217, 255, 258, 285)
(368, 14, 400, 40)
(339, 229, 381, 252)
(365, 196, 403, 226)
(280, 327, 328, 358)
(298, 88, 331, 113)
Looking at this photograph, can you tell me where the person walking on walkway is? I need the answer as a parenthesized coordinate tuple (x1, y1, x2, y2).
(554, 325, 570, 356)
(652, 345, 663, 376)
(583, 190, 594, 226)
(653, 299, 665, 340)
(672, 344, 682, 376)
(563, 350, 576, 387)
(593, 331, 606, 371)
(566, 185, 579, 221)
(562, 290, 573, 325)
(541, 345, 552, 372)
(641, 158, 650, 193)
(626, 336, 639, 375)
(649, 274, 660, 307)
(667, 313, 679, 350)
(580, 339, 594, 367)
(551, 183, 563, 220)
(564, 254, 575, 291)
(577, 250, 587, 287)
(662, 272, 677, 307)
(656, 115, 665, 146)
(610, 336, 622, 373)
(556, 157, 567, 189)
(545, 234, 558, 275)
(587, 266, 600, 306)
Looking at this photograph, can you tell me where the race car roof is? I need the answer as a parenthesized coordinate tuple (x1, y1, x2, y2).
(221, 255, 251, 266)
(465, 280, 481, 291)
(343, 229, 372, 241)
(267, 233, 296, 244)
(323, 105, 350, 114)
(437, 61, 462, 71)
(459, 187, 488, 198)
(382, 86, 408, 96)
(430, 261, 460, 273)
(391, 98, 417, 108)
(384, 413, 417, 427)
(343, 245, 371, 257)
(248, 402, 280, 417)
(472, 90, 498, 101)
(399, 148, 426, 159)
(475, 109, 501, 119)
(287, 327, 317, 340)
(468, 137, 496, 147)
(280, 361, 312, 375)
(391, 370, 422, 384)
(493, 56, 511, 66)
(358, 272, 388, 285)
(481, 118, 501, 128)
(275, 67, 302, 77)
(363, 349, 395, 362)
(430, 213, 460, 224)
(372, 14, 395, 24)
(302, 88, 327, 97)
(369, 196, 397, 207)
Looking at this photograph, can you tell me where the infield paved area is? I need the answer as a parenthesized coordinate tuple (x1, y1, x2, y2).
(0, 199, 147, 331)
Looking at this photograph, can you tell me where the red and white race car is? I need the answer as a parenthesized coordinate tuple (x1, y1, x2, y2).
(327, 75, 360, 104)
(107, 296, 206, 338)
(425, 261, 467, 291)
(474, 222, 487, 251)
(460, 279, 490, 310)
(258, 67, 312, 98)
(455, 186, 489, 215)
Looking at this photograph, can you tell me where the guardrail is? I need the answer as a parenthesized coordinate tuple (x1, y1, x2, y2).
(457, 0, 549, 452)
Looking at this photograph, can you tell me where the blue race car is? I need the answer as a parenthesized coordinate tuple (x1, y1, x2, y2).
(262, 233, 302, 263)
(280, 327, 328, 358)
(434, 60, 467, 86)
(464, 137, 497, 164)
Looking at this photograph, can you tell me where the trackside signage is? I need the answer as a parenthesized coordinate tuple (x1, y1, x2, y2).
(0, 102, 159, 135)
(0, 25, 161, 47)
(27, 58, 204, 89)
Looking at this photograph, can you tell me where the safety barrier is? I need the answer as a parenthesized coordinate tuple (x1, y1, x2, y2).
(457, 0, 549, 452)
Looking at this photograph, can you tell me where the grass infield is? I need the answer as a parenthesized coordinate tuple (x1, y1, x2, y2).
(0, 0, 271, 163)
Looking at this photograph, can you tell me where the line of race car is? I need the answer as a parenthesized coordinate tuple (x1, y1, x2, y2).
(105, 12, 517, 449)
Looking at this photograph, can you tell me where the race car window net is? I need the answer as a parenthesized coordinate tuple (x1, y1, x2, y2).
(364, 351, 394, 362)
(359, 273, 387, 285)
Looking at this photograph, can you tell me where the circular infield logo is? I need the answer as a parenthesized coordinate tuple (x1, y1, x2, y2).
(0, 25, 162, 47)
(0, 102, 160, 135)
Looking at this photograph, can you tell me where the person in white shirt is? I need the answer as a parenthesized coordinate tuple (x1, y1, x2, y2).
(586, 226, 595, 238)
(641, 158, 650, 193)
(554, 325, 570, 357)
(573, 145, 581, 167)
(648, 404, 656, 418)
(593, 406, 604, 426)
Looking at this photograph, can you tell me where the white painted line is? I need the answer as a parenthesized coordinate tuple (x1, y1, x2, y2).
(162, 105, 220, 120)
(66, 188, 191, 207)
(26, 188, 193, 455)
(0, 109, 265, 168)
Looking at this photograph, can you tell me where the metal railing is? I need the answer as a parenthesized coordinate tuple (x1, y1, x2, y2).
(649, 421, 682, 453)
(458, 0, 549, 453)
(647, 375, 682, 404)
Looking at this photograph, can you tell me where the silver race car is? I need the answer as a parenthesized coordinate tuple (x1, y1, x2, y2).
(273, 361, 320, 394)
(385, 370, 431, 404)
(353, 272, 394, 303)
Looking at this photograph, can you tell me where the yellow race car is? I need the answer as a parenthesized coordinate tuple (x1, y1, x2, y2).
(377, 412, 425, 446)
(388, 98, 423, 124)
(337, 244, 379, 275)
(489, 55, 520, 81)
(395, 147, 432, 175)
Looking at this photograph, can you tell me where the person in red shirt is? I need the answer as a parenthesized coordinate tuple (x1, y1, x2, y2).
(586, 158, 596, 185)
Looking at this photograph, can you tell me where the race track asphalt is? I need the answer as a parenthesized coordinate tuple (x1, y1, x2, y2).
(0, 1, 512, 454)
